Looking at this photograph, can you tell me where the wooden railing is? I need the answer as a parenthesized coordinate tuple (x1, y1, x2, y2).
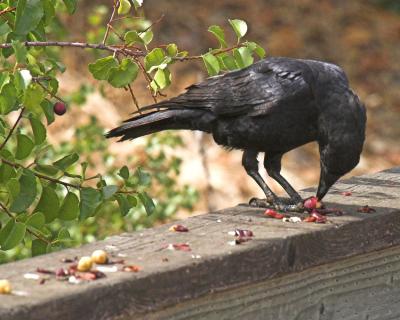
(1, 168, 400, 320)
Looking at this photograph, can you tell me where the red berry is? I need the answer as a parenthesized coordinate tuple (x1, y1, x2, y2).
(264, 209, 284, 219)
(311, 210, 327, 223)
(53, 102, 67, 115)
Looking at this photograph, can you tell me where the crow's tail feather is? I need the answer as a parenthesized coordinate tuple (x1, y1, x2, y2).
(106, 109, 213, 141)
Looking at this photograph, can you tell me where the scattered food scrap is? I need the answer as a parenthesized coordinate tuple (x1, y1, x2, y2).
(303, 216, 317, 223)
(36, 268, 55, 275)
(60, 257, 77, 263)
(303, 197, 322, 210)
(311, 210, 328, 223)
(55, 268, 68, 277)
(169, 224, 189, 232)
(91, 250, 108, 264)
(288, 217, 302, 223)
(78, 271, 105, 281)
(227, 228, 254, 245)
(96, 265, 118, 273)
(357, 205, 376, 213)
(24, 273, 41, 280)
(265, 209, 285, 219)
(77, 256, 93, 272)
(166, 243, 191, 252)
(341, 191, 352, 196)
(191, 254, 202, 259)
(228, 229, 254, 238)
(122, 265, 140, 272)
(0, 279, 11, 294)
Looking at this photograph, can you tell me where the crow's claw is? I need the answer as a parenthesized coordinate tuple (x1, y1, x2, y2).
(249, 197, 304, 212)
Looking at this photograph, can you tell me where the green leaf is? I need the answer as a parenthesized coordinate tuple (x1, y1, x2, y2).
(23, 83, 45, 115)
(233, 47, 254, 68)
(12, 40, 27, 64)
(40, 100, 55, 125)
(81, 161, 88, 179)
(202, 52, 220, 76)
(29, 117, 46, 145)
(132, 0, 143, 9)
(118, 0, 131, 15)
(0, 219, 26, 250)
(79, 187, 102, 220)
(7, 178, 20, 203)
(127, 195, 137, 206)
(152, 68, 171, 90)
(15, 0, 44, 37)
(53, 153, 79, 171)
(32, 239, 48, 256)
(0, 163, 16, 183)
(115, 194, 131, 216)
(88, 56, 118, 81)
(124, 30, 144, 45)
(0, 83, 17, 114)
(166, 43, 178, 57)
(140, 29, 153, 45)
(35, 164, 59, 176)
(102, 185, 118, 200)
(246, 41, 266, 58)
(144, 48, 166, 72)
(108, 59, 139, 88)
(57, 227, 70, 241)
(228, 19, 248, 40)
(208, 25, 227, 47)
(135, 167, 151, 186)
(15, 134, 34, 160)
(62, 0, 78, 14)
(138, 192, 155, 216)
(118, 165, 129, 180)
(221, 54, 238, 70)
(26, 212, 45, 229)
(0, 20, 11, 37)
(43, 0, 56, 25)
(35, 186, 60, 223)
(59, 192, 79, 220)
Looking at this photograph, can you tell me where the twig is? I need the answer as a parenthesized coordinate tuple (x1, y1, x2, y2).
(140, 14, 165, 34)
(103, 1, 119, 45)
(0, 41, 145, 57)
(134, 57, 158, 103)
(175, 44, 244, 61)
(0, 7, 15, 17)
(127, 84, 141, 112)
(0, 108, 24, 151)
(0, 201, 50, 244)
(33, 78, 66, 103)
(0, 158, 80, 189)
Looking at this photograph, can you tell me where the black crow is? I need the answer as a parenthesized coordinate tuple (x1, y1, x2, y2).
(107, 57, 366, 211)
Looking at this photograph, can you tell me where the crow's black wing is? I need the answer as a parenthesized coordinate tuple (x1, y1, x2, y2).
(130, 58, 314, 118)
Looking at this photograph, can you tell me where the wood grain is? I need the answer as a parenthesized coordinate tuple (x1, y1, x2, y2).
(0, 168, 399, 320)
(147, 245, 400, 320)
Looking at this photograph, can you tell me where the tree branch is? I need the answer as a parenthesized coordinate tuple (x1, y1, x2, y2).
(103, 1, 119, 45)
(0, 7, 15, 17)
(0, 108, 25, 152)
(0, 158, 81, 189)
(0, 201, 51, 244)
(0, 41, 145, 57)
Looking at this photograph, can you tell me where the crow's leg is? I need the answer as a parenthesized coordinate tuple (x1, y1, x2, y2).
(242, 150, 276, 206)
(264, 154, 304, 212)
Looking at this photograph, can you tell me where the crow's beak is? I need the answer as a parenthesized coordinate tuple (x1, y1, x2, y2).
(316, 170, 340, 200)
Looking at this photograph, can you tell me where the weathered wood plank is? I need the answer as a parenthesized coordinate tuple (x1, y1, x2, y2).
(147, 245, 400, 320)
(0, 168, 399, 320)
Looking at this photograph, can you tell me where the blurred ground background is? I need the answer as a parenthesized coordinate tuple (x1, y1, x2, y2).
(52, 0, 400, 215)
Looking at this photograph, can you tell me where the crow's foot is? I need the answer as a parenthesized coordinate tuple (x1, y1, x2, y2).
(249, 197, 304, 212)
